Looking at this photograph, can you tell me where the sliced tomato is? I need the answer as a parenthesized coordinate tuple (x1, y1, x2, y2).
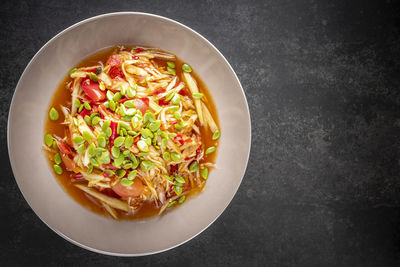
(81, 79, 105, 102)
(106, 55, 123, 66)
(132, 98, 150, 114)
(61, 153, 76, 171)
(111, 178, 144, 198)
(109, 66, 125, 79)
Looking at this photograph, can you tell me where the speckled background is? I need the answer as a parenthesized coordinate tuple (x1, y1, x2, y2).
(2, 0, 400, 266)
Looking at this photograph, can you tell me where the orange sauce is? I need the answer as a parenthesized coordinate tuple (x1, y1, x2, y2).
(44, 46, 219, 219)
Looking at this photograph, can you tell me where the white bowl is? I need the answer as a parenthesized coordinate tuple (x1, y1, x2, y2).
(8, 12, 251, 256)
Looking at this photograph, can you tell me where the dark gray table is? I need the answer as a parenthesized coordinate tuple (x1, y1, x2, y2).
(2, 0, 400, 266)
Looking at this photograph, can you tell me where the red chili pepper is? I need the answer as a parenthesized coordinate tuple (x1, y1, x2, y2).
(102, 163, 118, 170)
(170, 164, 178, 173)
(152, 87, 166, 95)
(133, 56, 139, 60)
(57, 140, 74, 156)
(71, 172, 84, 182)
(184, 138, 192, 143)
(135, 48, 144, 53)
(158, 97, 169, 106)
(110, 121, 118, 147)
(178, 88, 190, 97)
(133, 136, 140, 145)
(103, 172, 111, 178)
(174, 134, 185, 145)
(118, 98, 129, 104)
(196, 147, 201, 157)
(79, 107, 91, 117)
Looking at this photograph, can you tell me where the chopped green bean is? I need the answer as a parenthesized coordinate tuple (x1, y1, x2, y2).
(171, 94, 180, 105)
(148, 120, 161, 132)
(44, 134, 53, 147)
(73, 135, 84, 145)
(111, 146, 120, 158)
(106, 90, 114, 101)
(54, 153, 61, 164)
(171, 152, 181, 162)
(114, 136, 125, 147)
(167, 67, 176, 75)
(141, 128, 154, 138)
(212, 130, 221, 140)
(192, 93, 204, 99)
(201, 167, 209, 179)
(173, 111, 182, 120)
(88, 143, 96, 157)
(189, 161, 199, 172)
(53, 164, 63, 175)
(167, 200, 177, 207)
(128, 170, 137, 180)
(127, 86, 136, 98)
(84, 102, 91, 110)
(91, 116, 100, 125)
(120, 178, 133, 186)
(89, 72, 98, 82)
(124, 136, 134, 148)
(83, 131, 92, 141)
(175, 175, 185, 184)
(206, 146, 216, 154)
(97, 136, 106, 148)
(49, 107, 59, 121)
(69, 68, 78, 75)
(162, 151, 170, 161)
(115, 169, 126, 178)
(113, 92, 122, 102)
(178, 195, 186, 204)
(174, 185, 182, 195)
(77, 144, 86, 154)
(137, 140, 149, 152)
(182, 63, 192, 72)
(120, 85, 127, 95)
(140, 160, 154, 171)
(99, 81, 106, 91)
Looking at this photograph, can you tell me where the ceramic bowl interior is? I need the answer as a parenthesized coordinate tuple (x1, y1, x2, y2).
(8, 12, 251, 256)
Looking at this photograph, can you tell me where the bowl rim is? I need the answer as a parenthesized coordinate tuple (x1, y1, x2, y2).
(7, 11, 252, 256)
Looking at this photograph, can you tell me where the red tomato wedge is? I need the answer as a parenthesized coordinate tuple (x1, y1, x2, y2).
(111, 178, 144, 198)
(108, 66, 125, 79)
(106, 55, 123, 66)
(81, 79, 105, 102)
(132, 98, 150, 114)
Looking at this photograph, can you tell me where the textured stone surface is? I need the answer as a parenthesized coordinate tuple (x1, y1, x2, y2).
(1, 0, 400, 266)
